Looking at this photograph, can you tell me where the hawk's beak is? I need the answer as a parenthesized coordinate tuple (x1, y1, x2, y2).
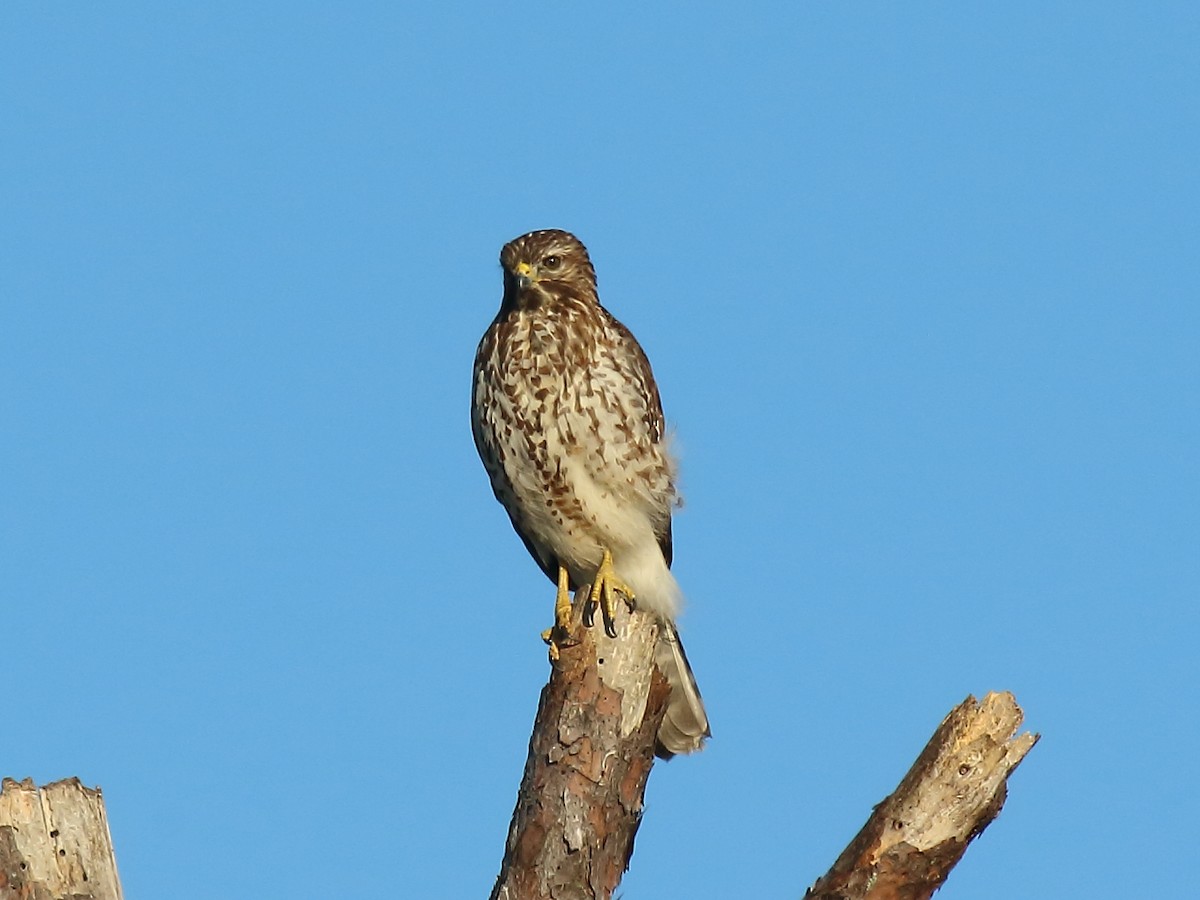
(514, 261, 534, 290)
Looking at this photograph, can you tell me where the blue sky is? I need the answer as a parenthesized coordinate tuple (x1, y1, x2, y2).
(2, 3, 1196, 897)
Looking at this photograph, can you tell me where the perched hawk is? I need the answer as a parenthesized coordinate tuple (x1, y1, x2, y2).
(471, 229, 709, 758)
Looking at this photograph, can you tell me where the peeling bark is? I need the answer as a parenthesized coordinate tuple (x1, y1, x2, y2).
(490, 597, 668, 900)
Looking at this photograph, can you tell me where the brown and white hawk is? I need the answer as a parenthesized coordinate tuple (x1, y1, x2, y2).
(471, 228, 709, 758)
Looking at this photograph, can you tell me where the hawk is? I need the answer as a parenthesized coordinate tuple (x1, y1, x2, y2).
(471, 229, 709, 758)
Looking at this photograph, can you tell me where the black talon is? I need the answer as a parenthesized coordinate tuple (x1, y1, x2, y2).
(604, 613, 618, 639)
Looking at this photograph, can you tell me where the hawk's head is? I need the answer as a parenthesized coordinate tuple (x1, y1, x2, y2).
(500, 229, 598, 310)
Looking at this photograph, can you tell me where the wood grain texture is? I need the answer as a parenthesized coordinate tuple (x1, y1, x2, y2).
(0, 777, 123, 900)
(805, 692, 1039, 900)
(489, 595, 669, 900)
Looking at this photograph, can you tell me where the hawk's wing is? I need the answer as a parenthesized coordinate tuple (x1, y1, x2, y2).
(607, 313, 674, 569)
(471, 319, 561, 585)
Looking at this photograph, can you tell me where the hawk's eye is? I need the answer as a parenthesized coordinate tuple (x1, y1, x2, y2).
(542, 255, 562, 270)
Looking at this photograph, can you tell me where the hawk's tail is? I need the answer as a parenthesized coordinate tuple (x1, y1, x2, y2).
(654, 623, 710, 759)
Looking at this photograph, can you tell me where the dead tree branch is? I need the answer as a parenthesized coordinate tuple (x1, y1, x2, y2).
(490, 597, 668, 900)
(490, 595, 1037, 900)
(805, 691, 1039, 900)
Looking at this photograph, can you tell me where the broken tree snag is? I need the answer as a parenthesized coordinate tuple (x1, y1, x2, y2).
(0, 777, 124, 900)
(805, 692, 1039, 900)
(490, 595, 671, 900)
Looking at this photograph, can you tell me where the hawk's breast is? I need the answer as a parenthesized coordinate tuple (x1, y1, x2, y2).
(472, 304, 676, 578)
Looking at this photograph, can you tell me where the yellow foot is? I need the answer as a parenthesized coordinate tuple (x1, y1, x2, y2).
(541, 565, 575, 660)
(583, 549, 636, 638)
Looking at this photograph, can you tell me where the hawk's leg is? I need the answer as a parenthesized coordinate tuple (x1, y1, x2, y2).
(541, 564, 575, 661)
(583, 549, 637, 639)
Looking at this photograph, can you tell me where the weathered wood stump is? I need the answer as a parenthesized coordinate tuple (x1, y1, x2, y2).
(0, 777, 123, 900)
